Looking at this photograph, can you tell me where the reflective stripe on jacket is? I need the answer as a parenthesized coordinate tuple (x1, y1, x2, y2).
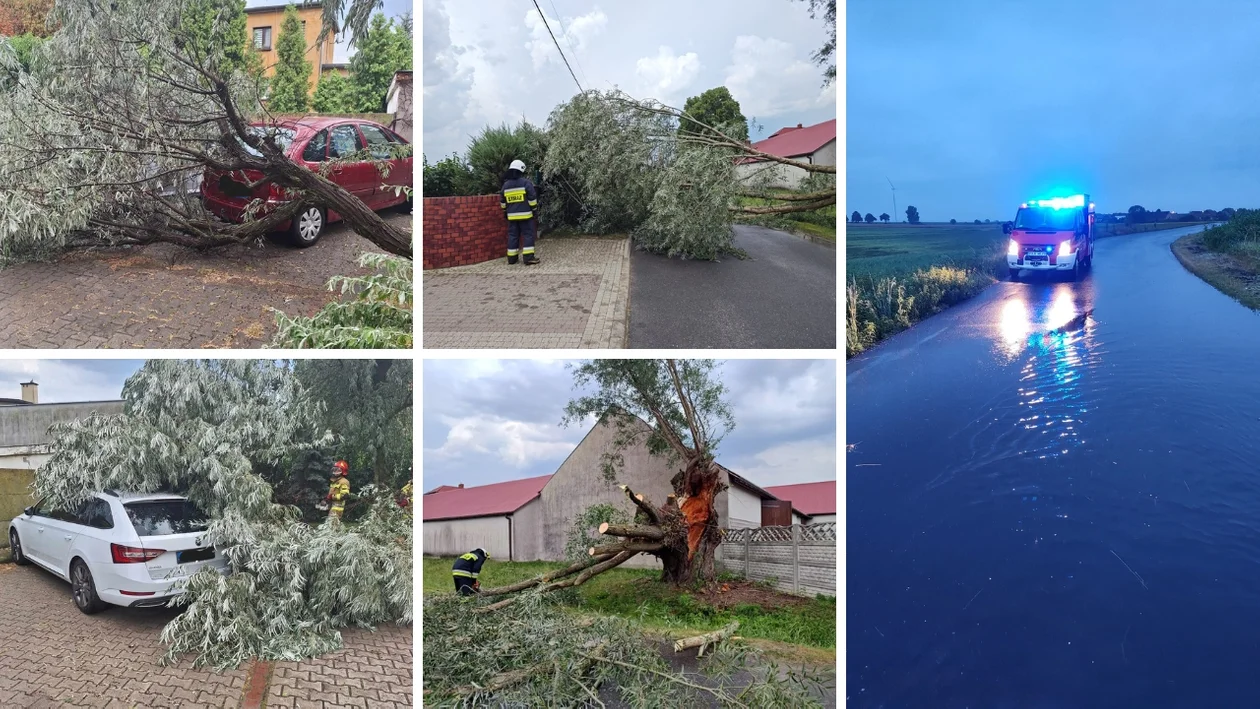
(500, 177, 539, 221)
(451, 549, 487, 578)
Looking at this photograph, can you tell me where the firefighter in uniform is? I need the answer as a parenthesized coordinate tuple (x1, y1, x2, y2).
(452, 548, 489, 595)
(398, 481, 412, 511)
(499, 159, 540, 265)
(326, 460, 351, 520)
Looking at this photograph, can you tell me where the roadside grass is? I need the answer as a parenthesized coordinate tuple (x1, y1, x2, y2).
(846, 223, 1005, 357)
(737, 196, 836, 243)
(1096, 221, 1210, 237)
(422, 557, 837, 650)
(1172, 215, 1260, 309)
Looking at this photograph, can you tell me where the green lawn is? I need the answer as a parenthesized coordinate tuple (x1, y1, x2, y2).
(423, 557, 836, 650)
(846, 222, 1005, 281)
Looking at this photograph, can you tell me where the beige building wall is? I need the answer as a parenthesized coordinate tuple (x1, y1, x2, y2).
(423, 515, 511, 560)
(510, 496, 545, 561)
(0, 468, 34, 531)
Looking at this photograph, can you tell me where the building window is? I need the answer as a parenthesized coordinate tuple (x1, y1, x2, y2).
(253, 27, 272, 51)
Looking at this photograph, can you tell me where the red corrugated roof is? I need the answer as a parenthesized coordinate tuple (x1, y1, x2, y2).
(764, 481, 836, 516)
(750, 119, 836, 160)
(422, 474, 553, 521)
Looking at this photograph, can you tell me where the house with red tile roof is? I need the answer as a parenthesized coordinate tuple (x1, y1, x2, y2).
(736, 118, 837, 190)
(423, 416, 814, 562)
(765, 481, 837, 524)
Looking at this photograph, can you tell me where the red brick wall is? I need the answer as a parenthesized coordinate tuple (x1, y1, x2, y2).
(422, 194, 505, 269)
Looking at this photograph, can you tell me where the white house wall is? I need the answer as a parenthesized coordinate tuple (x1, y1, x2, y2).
(807, 514, 837, 525)
(423, 515, 511, 560)
(726, 484, 763, 529)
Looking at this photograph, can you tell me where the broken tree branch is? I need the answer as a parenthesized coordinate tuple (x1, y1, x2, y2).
(618, 484, 661, 525)
(673, 621, 740, 657)
(479, 554, 615, 597)
(589, 541, 664, 556)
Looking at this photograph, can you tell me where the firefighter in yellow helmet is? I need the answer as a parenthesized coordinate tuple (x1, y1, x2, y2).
(326, 460, 351, 519)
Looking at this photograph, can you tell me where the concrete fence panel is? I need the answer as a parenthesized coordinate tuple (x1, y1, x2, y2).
(717, 522, 836, 597)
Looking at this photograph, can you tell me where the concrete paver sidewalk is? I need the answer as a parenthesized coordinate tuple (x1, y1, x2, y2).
(0, 562, 412, 708)
(0, 212, 408, 349)
(423, 236, 629, 348)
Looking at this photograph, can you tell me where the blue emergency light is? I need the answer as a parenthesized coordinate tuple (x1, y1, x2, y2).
(1029, 194, 1087, 210)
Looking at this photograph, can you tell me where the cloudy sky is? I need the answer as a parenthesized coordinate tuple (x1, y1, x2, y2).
(423, 360, 836, 491)
(848, 0, 1260, 221)
(424, 1, 836, 160)
(0, 360, 141, 403)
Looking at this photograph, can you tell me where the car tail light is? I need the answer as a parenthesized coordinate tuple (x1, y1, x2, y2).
(111, 543, 164, 564)
(119, 590, 156, 596)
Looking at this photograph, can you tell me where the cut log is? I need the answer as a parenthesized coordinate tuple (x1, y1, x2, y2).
(618, 484, 661, 525)
(673, 621, 739, 657)
(588, 541, 664, 556)
(599, 523, 665, 540)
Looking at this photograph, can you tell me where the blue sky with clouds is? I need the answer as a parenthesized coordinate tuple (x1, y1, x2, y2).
(422, 360, 837, 491)
(848, 0, 1260, 222)
(425, 1, 836, 160)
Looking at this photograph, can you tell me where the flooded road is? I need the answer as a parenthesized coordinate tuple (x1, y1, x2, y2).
(847, 225, 1260, 707)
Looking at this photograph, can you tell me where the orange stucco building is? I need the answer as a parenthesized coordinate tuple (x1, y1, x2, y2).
(244, 1, 338, 95)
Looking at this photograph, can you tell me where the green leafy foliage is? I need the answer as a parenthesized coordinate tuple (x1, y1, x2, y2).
(35, 360, 412, 669)
(346, 12, 411, 112)
(294, 359, 412, 490)
(421, 153, 476, 197)
(311, 70, 354, 112)
(633, 147, 743, 260)
(177, 0, 259, 78)
(268, 5, 311, 113)
(423, 591, 831, 707)
(566, 504, 632, 562)
(3, 34, 45, 72)
(679, 86, 749, 142)
(271, 251, 413, 349)
(563, 360, 734, 481)
(466, 121, 548, 195)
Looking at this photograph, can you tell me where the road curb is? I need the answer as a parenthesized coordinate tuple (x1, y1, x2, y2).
(240, 657, 274, 709)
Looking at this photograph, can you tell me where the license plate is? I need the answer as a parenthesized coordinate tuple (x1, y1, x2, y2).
(1026, 255, 1047, 263)
(177, 547, 214, 564)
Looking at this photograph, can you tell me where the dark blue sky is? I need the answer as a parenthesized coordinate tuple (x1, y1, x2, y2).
(847, 0, 1260, 221)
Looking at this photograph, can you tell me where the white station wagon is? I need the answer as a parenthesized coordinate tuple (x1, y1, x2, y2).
(8, 491, 229, 613)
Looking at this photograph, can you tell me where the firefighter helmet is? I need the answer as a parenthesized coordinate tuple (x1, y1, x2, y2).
(332, 460, 349, 476)
(509, 159, 526, 173)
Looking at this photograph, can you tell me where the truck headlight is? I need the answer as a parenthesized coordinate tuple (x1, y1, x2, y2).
(1007, 239, 1019, 256)
(1058, 240, 1072, 257)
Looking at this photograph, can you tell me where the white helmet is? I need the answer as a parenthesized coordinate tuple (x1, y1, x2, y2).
(509, 159, 527, 172)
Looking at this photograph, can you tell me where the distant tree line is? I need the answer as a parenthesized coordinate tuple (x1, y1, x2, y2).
(1116, 205, 1238, 225)
(849, 207, 914, 223)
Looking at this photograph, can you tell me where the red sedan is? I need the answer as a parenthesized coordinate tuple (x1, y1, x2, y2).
(201, 117, 413, 246)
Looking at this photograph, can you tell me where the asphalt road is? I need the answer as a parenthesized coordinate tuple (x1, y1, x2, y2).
(848, 224, 1260, 706)
(628, 225, 836, 349)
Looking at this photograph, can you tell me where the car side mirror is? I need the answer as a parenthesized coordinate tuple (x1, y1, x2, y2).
(1002, 223, 1012, 235)
(22, 506, 33, 516)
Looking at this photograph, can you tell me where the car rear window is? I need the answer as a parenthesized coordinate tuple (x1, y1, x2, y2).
(124, 500, 210, 536)
(239, 127, 296, 158)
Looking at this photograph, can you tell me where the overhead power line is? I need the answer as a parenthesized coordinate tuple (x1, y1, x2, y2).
(548, 0, 590, 88)
(531, 0, 584, 92)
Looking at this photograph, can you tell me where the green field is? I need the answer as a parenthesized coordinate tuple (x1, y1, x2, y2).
(846, 222, 1005, 281)
(422, 557, 837, 650)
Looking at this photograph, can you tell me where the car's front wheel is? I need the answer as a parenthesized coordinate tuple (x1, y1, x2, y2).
(287, 205, 326, 248)
(9, 528, 29, 566)
(70, 559, 108, 614)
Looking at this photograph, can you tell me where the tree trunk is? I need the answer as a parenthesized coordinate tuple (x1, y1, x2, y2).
(660, 457, 723, 585)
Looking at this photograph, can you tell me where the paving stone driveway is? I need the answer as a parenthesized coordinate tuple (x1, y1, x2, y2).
(422, 236, 629, 348)
(0, 562, 412, 708)
(0, 212, 408, 349)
